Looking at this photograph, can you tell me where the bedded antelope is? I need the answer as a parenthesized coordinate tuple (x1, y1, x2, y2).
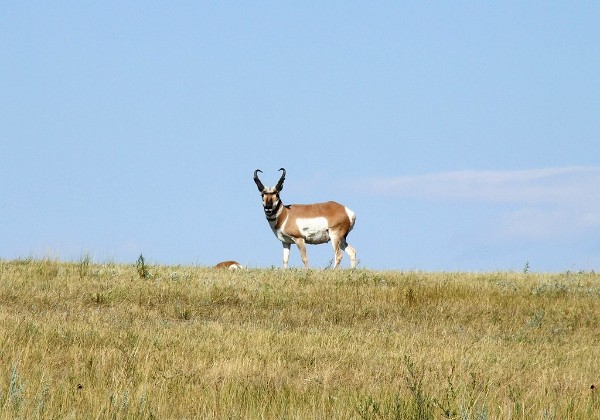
(214, 261, 244, 269)
(253, 168, 356, 269)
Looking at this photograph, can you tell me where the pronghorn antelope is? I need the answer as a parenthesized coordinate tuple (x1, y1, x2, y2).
(214, 260, 244, 269)
(253, 168, 356, 269)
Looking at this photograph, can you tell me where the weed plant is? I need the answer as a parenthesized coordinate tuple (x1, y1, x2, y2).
(0, 259, 599, 418)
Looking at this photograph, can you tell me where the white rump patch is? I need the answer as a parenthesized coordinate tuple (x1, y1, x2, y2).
(296, 217, 330, 244)
(345, 207, 356, 227)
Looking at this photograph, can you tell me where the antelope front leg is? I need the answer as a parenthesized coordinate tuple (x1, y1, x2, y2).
(282, 243, 291, 269)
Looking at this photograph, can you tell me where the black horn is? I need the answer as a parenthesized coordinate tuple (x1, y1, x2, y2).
(253, 169, 265, 192)
(275, 168, 286, 191)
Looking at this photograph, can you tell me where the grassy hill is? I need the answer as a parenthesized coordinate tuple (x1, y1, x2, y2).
(1, 258, 599, 418)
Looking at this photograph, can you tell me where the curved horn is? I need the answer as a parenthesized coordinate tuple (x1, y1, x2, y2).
(253, 169, 265, 192)
(275, 167, 286, 191)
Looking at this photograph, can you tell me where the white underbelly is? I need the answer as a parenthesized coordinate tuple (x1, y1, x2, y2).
(296, 217, 330, 244)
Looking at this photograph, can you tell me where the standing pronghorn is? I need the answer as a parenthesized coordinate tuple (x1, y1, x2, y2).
(253, 168, 357, 269)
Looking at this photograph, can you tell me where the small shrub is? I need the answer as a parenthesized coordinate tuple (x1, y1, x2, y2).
(6, 365, 25, 414)
(135, 254, 150, 279)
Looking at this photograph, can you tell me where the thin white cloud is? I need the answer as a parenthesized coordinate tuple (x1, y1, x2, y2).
(366, 166, 600, 204)
(361, 166, 600, 241)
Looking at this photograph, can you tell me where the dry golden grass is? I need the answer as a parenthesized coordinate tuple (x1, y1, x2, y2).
(1, 258, 599, 418)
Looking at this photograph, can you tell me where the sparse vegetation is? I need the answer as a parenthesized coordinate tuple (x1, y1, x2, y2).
(1, 258, 599, 418)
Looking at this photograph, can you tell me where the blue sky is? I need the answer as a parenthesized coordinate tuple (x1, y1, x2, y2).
(2, 2, 599, 271)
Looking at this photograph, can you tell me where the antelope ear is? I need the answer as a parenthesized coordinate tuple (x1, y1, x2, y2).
(275, 168, 286, 192)
(253, 169, 265, 192)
